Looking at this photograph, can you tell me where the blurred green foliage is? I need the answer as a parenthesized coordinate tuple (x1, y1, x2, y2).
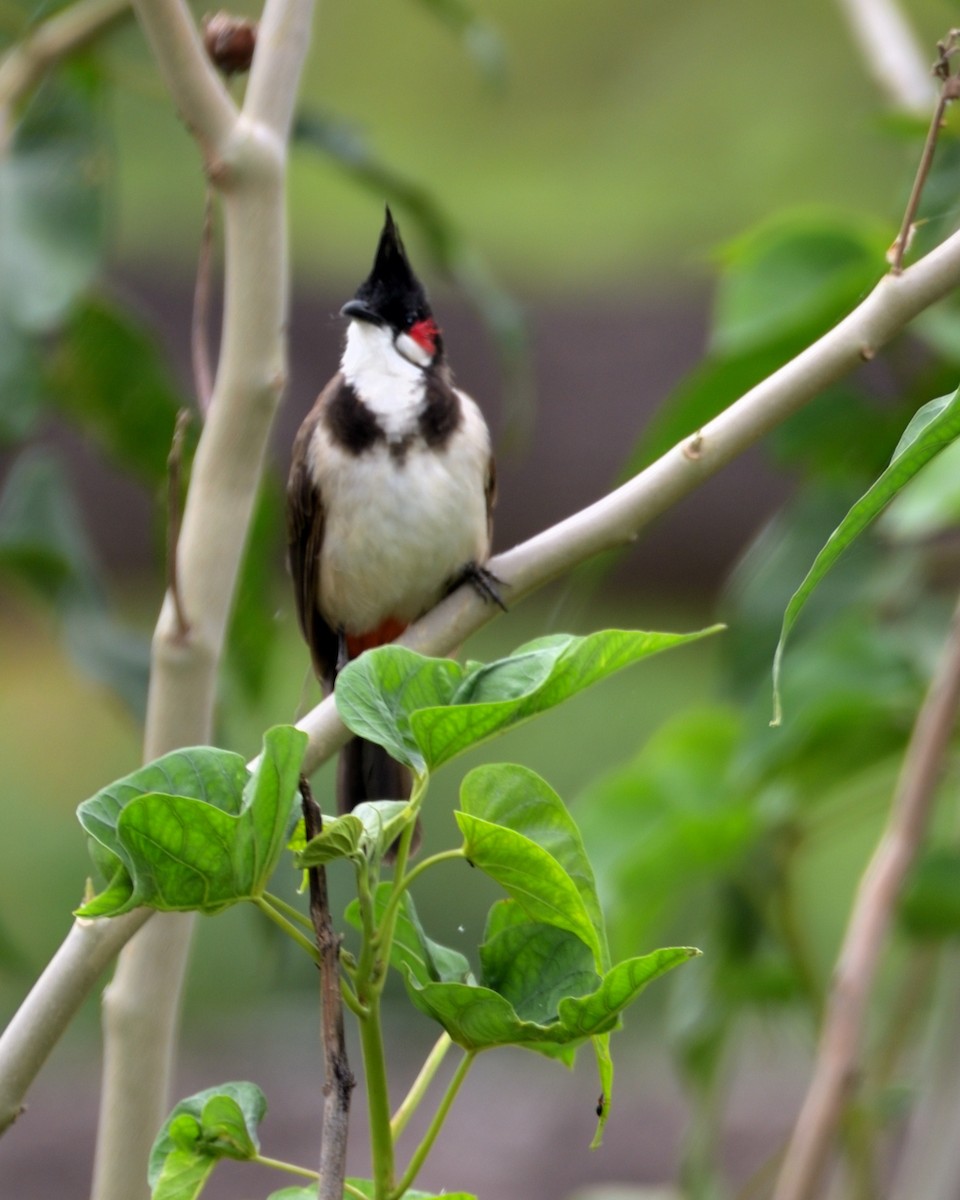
(6, 2, 960, 1197)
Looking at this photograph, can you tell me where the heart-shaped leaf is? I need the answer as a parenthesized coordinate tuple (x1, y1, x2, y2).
(76, 726, 307, 916)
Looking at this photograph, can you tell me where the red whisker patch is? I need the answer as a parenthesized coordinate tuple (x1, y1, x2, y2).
(409, 317, 440, 354)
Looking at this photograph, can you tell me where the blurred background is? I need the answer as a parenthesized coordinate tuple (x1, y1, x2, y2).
(4, 0, 960, 1197)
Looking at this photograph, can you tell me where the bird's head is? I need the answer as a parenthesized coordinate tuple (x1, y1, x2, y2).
(340, 208, 443, 368)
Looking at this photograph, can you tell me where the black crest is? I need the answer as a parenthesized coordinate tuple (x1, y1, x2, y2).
(347, 208, 432, 333)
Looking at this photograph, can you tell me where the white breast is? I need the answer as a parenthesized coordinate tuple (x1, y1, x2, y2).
(309, 387, 491, 635)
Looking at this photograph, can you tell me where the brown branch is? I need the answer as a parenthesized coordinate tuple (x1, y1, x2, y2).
(772, 589, 960, 1200)
(889, 30, 960, 273)
(300, 778, 355, 1200)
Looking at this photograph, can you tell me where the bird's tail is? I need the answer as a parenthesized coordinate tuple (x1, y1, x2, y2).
(337, 736, 421, 858)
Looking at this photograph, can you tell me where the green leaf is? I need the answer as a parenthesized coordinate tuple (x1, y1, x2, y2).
(48, 294, 190, 483)
(77, 745, 249, 882)
(405, 946, 696, 1051)
(148, 1145, 213, 1200)
(625, 211, 888, 472)
(297, 800, 410, 868)
(336, 628, 722, 773)
(0, 450, 151, 718)
(900, 849, 960, 939)
(297, 813, 364, 867)
(149, 1082, 266, 1200)
(457, 811, 604, 967)
(345, 1182, 476, 1200)
(0, 313, 45, 444)
(882, 436, 960, 541)
(334, 648, 462, 771)
(0, 72, 106, 333)
(576, 708, 758, 953)
(461, 764, 609, 968)
(0, 448, 100, 604)
(225, 479, 282, 703)
(712, 209, 887, 356)
(345, 884, 472, 986)
(772, 387, 960, 724)
(480, 900, 598, 1024)
(416, 629, 723, 769)
(76, 726, 308, 916)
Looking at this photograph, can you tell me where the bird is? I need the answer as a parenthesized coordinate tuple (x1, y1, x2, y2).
(286, 208, 499, 845)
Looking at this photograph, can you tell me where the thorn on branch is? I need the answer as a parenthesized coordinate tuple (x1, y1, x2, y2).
(201, 11, 258, 77)
(683, 432, 704, 461)
(167, 409, 193, 640)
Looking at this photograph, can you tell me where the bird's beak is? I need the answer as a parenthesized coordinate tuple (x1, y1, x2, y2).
(340, 299, 382, 324)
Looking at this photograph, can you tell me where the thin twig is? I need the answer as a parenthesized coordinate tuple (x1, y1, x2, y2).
(301, 777, 355, 1200)
(772, 588, 960, 1200)
(191, 190, 215, 413)
(166, 408, 192, 639)
(889, 31, 960, 274)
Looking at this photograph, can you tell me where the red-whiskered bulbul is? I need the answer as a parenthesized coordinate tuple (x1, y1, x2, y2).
(287, 208, 499, 840)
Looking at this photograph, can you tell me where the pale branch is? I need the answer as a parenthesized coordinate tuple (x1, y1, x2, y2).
(129, 0, 236, 160)
(0, 908, 149, 1135)
(0, 0, 131, 152)
(242, 0, 315, 141)
(836, 0, 937, 116)
(89, 3, 316, 1198)
(772, 589, 960, 1200)
(90, 912, 197, 1200)
(191, 192, 215, 413)
(7, 77, 960, 1164)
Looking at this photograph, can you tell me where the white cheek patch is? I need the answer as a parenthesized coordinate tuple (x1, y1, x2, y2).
(394, 331, 433, 368)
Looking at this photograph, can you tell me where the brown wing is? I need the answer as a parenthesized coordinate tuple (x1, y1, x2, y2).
(484, 450, 497, 544)
(286, 386, 339, 688)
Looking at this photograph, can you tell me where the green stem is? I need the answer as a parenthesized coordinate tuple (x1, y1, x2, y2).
(376, 848, 465, 947)
(253, 897, 320, 963)
(358, 995, 395, 1198)
(253, 1154, 366, 1200)
(396, 849, 465, 900)
(393, 1050, 475, 1198)
(391, 1033, 453, 1140)
(351, 773, 433, 1198)
(253, 1153, 319, 1180)
(262, 890, 316, 933)
(341, 977, 368, 1020)
(352, 856, 394, 1198)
